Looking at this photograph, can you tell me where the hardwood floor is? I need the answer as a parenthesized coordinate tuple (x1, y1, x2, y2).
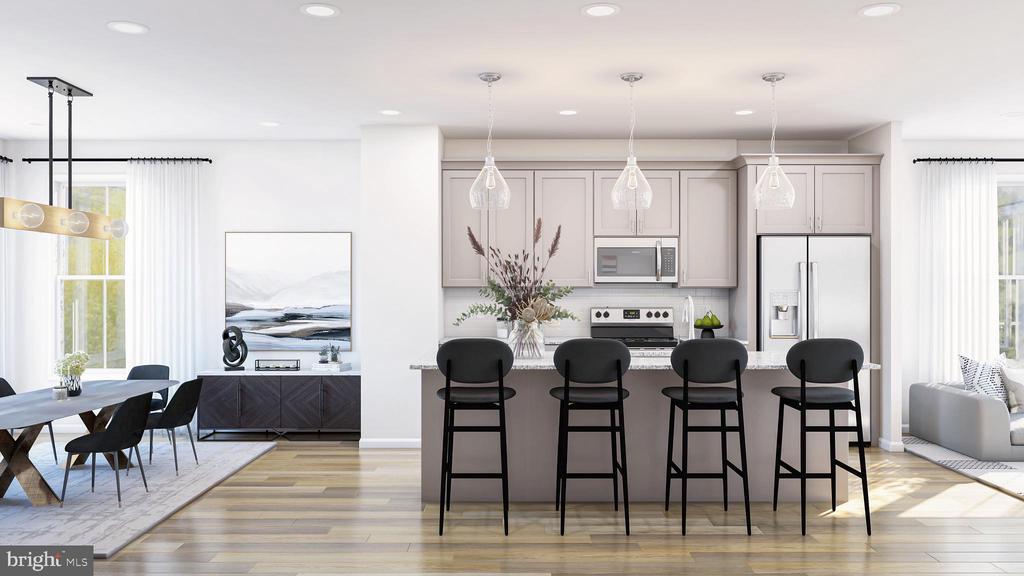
(96, 441, 1024, 575)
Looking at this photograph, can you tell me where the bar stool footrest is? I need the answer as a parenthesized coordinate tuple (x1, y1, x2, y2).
(449, 472, 504, 479)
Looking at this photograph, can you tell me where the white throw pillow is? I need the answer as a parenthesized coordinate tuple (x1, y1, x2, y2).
(960, 354, 1008, 405)
(1003, 366, 1024, 413)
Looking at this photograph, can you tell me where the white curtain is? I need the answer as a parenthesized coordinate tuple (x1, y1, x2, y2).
(0, 159, 8, 378)
(916, 161, 998, 382)
(126, 161, 201, 383)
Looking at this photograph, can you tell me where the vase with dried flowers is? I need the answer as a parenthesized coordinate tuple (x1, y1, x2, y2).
(454, 218, 577, 358)
(55, 351, 89, 398)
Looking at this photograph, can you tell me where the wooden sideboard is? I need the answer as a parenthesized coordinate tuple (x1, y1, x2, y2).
(197, 373, 360, 434)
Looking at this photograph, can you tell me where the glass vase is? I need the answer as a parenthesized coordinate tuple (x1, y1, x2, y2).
(63, 375, 82, 397)
(509, 320, 544, 359)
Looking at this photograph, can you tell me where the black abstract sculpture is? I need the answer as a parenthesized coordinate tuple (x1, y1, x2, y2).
(222, 326, 248, 371)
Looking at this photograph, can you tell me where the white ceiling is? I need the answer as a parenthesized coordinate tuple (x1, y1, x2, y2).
(2, 0, 1023, 142)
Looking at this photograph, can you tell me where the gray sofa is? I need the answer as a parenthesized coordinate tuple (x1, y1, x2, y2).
(909, 382, 1024, 461)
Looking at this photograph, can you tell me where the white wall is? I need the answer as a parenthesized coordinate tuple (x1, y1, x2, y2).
(2, 139, 360, 430)
(899, 140, 1024, 425)
(358, 126, 442, 448)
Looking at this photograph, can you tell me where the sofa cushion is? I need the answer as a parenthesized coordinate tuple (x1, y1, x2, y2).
(960, 354, 1008, 405)
(1003, 367, 1024, 413)
(1011, 413, 1024, 446)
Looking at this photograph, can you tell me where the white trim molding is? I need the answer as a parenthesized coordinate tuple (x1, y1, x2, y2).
(358, 438, 421, 449)
(879, 437, 905, 452)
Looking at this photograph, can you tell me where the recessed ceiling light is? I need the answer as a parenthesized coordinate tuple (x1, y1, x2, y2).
(734, 109, 755, 116)
(301, 3, 339, 17)
(259, 121, 281, 127)
(107, 21, 150, 35)
(559, 110, 579, 116)
(582, 3, 620, 17)
(858, 3, 901, 17)
(379, 110, 402, 116)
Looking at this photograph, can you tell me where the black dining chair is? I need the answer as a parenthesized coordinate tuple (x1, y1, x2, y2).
(436, 339, 515, 536)
(144, 378, 202, 475)
(128, 365, 170, 413)
(0, 377, 58, 465)
(551, 338, 632, 536)
(770, 338, 871, 535)
(60, 392, 153, 508)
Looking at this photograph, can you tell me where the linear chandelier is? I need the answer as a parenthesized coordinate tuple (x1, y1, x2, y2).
(0, 77, 128, 240)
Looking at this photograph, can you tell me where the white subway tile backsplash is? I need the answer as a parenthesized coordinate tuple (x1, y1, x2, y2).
(444, 286, 734, 339)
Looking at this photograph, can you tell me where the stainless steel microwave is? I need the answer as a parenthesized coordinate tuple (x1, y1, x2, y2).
(594, 237, 679, 284)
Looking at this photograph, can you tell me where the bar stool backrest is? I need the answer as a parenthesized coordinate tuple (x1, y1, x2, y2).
(437, 338, 514, 384)
(786, 338, 864, 383)
(671, 339, 747, 383)
(554, 338, 631, 383)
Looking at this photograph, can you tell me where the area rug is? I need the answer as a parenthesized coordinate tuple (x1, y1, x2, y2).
(903, 435, 1024, 499)
(0, 437, 273, 558)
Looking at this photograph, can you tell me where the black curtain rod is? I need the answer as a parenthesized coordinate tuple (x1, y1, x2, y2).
(913, 157, 1024, 164)
(0, 155, 12, 164)
(21, 157, 213, 164)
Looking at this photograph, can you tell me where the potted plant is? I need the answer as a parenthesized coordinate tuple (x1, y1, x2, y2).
(55, 351, 89, 398)
(454, 218, 576, 358)
(318, 345, 331, 364)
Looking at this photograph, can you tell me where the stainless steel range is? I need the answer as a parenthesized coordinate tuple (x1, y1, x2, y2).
(590, 307, 678, 354)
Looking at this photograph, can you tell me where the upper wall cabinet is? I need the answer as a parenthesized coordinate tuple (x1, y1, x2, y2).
(814, 165, 873, 234)
(754, 164, 873, 235)
(754, 165, 815, 234)
(680, 170, 737, 287)
(442, 170, 533, 287)
(594, 170, 679, 237)
(535, 171, 594, 287)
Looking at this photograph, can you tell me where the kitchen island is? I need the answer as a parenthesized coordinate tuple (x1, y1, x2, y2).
(412, 350, 878, 503)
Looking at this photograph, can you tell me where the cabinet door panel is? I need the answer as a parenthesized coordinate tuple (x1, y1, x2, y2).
(198, 376, 239, 429)
(488, 171, 534, 262)
(815, 165, 873, 234)
(534, 171, 594, 287)
(594, 170, 636, 236)
(680, 170, 737, 287)
(755, 165, 815, 234)
(322, 376, 360, 430)
(281, 376, 322, 429)
(442, 171, 489, 287)
(240, 376, 281, 428)
(638, 171, 680, 236)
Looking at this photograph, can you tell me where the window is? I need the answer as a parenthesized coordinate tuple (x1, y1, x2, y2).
(999, 180, 1024, 360)
(57, 182, 126, 370)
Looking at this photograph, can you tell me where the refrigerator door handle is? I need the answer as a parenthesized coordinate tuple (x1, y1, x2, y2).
(810, 261, 820, 339)
(798, 262, 807, 340)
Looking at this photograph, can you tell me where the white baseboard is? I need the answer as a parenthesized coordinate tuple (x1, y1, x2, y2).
(879, 437, 905, 452)
(359, 438, 421, 449)
(902, 423, 910, 434)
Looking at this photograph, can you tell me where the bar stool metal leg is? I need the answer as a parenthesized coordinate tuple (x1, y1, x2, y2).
(616, 401, 630, 536)
(438, 393, 451, 535)
(498, 394, 510, 536)
(610, 408, 619, 512)
(555, 406, 564, 511)
(829, 409, 837, 511)
(854, 399, 872, 535)
(799, 403, 807, 536)
(772, 400, 784, 512)
(720, 408, 728, 511)
(736, 389, 752, 535)
(664, 400, 675, 512)
(444, 407, 454, 512)
(558, 400, 569, 536)
(681, 400, 689, 535)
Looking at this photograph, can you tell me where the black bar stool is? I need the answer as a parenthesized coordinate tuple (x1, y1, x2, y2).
(551, 338, 631, 536)
(436, 338, 516, 536)
(663, 339, 751, 535)
(771, 338, 871, 535)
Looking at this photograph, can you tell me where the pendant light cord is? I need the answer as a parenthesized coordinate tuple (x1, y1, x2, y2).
(486, 80, 494, 158)
(769, 79, 778, 158)
(627, 79, 636, 158)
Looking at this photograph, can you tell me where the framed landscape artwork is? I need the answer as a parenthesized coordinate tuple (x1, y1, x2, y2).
(225, 231, 352, 351)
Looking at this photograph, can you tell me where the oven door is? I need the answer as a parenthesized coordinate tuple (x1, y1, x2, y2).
(594, 237, 678, 283)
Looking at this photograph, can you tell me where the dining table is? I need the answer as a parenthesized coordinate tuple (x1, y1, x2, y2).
(0, 378, 178, 506)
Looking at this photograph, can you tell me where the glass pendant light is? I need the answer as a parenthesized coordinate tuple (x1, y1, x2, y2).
(611, 73, 652, 211)
(754, 72, 796, 210)
(469, 72, 510, 210)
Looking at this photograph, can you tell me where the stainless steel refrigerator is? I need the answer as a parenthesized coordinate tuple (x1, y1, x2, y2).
(758, 235, 872, 439)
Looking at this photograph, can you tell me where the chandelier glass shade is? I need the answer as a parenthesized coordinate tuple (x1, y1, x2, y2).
(469, 72, 510, 210)
(753, 72, 796, 210)
(610, 73, 652, 210)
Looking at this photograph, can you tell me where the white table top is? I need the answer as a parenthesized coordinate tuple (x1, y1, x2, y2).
(411, 351, 880, 372)
(0, 379, 177, 430)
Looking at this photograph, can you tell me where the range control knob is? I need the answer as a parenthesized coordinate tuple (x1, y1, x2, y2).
(646, 311, 653, 318)
(663, 310, 671, 317)
(655, 311, 663, 318)
(603, 311, 610, 318)
(595, 311, 602, 319)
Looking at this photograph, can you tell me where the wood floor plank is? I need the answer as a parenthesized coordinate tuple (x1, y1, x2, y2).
(93, 442, 1024, 576)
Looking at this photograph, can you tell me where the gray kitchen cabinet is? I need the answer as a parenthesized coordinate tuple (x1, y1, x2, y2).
(442, 170, 533, 287)
(594, 170, 679, 237)
(814, 165, 873, 234)
(534, 171, 594, 287)
(680, 170, 737, 287)
(755, 164, 815, 234)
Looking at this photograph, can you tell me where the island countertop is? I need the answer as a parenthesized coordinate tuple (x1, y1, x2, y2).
(411, 350, 880, 371)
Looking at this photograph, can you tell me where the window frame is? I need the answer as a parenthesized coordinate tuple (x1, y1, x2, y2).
(997, 175, 1024, 361)
(53, 174, 128, 377)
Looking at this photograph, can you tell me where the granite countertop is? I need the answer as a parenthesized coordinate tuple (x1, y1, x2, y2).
(411, 351, 880, 372)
